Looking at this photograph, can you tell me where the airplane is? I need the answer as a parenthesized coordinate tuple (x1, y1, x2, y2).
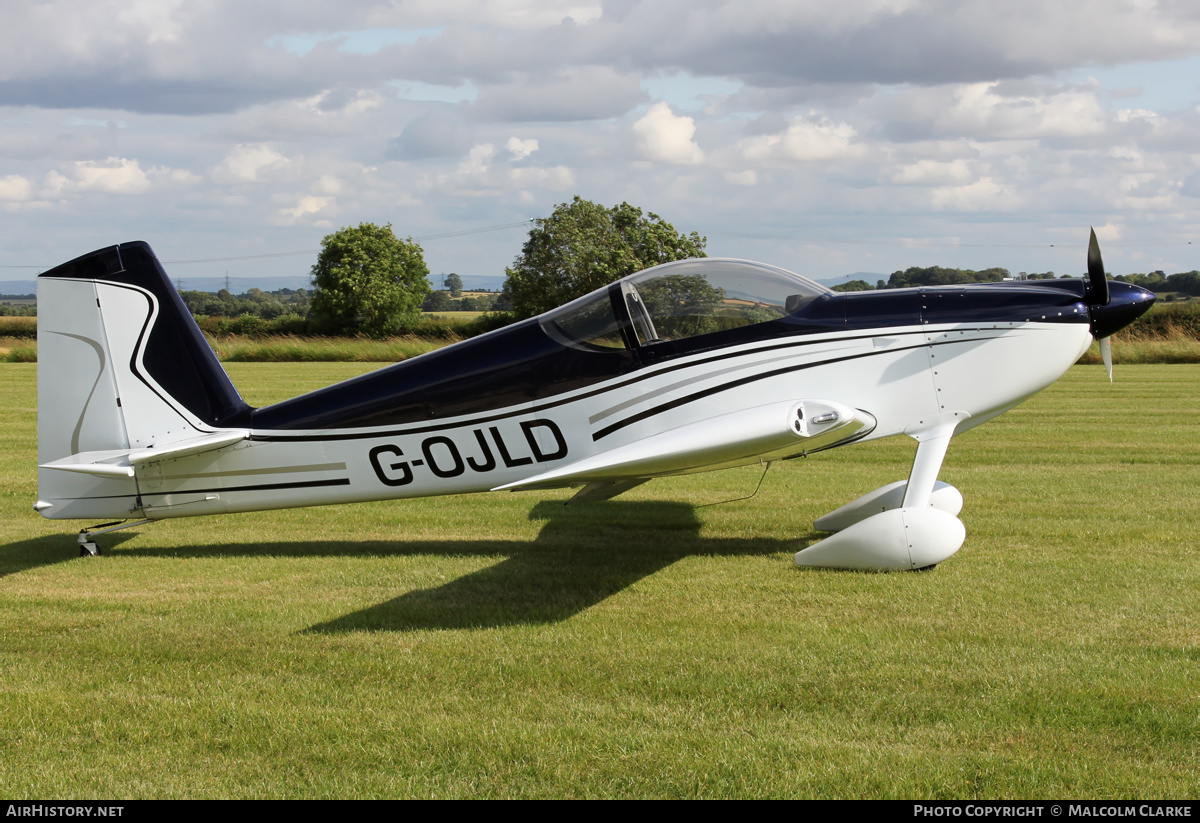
(34, 230, 1154, 570)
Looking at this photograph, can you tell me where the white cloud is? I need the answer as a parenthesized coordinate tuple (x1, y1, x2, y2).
(0, 175, 34, 201)
(211, 144, 293, 184)
(389, 110, 475, 161)
(446, 140, 572, 190)
(275, 194, 334, 224)
(1116, 107, 1158, 122)
(457, 143, 495, 176)
(115, 0, 185, 45)
(67, 157, 152, 194)
(633, 102, 705, 165)
(739, 115, 859, 163)
(313, 175, 343, 195)
(885, 82, 1110, 141)
(474, 67, 646, 122)
(301, 89, 384, 117)
(724, 169, 758, 186)
(891, 159, 974, 186)
(414, 1, 602, 29)
(37, 157, 200, 197)
(80, 159, 152, 193)
(506, 137, 539, 160)
(158, 168, 203, 186)
(509, 165, 574, 189)
(930, 177, 1017, 212)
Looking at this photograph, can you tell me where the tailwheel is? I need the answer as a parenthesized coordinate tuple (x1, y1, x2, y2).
(74, 518, 153, 557)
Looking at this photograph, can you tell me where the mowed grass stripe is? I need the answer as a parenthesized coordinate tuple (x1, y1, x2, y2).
(0, 363, 1196, 798)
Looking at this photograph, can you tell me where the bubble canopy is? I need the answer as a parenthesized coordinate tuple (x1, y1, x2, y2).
(540, 258, 832, 351)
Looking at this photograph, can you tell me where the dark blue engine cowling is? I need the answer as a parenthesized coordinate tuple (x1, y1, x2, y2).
(959, 276, 1156, 337)
(1087, 280, 1156, 338)
(842, 278, 1152, 338)
(840, 281, 1094, 330)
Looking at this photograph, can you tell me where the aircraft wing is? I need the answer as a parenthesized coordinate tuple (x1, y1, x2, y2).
(495, 400, 875, 493)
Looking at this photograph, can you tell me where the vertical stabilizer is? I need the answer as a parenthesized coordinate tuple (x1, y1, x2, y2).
(36, 242, 249, 519)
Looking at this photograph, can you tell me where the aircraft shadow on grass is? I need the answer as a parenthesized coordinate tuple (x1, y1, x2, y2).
(303, 500, 806, 633)
(0, 533, 139, 580)
(3, 501, 817, 631)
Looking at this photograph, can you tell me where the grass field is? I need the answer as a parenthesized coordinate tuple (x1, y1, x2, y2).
(0, 363, 1196, 798)
(208, 335, 448, 363)
(423, 310, 488, 322)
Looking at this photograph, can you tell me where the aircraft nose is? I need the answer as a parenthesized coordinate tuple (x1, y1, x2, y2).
(1090, 281, 1156, 338)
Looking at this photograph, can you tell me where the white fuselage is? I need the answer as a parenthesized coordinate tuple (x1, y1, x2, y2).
(40, 316, 1091, 522)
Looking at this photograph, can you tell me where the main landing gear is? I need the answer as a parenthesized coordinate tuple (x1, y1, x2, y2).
(795, 421, 967, 571)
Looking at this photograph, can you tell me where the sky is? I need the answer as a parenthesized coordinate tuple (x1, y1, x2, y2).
(2, 0, 1199, 289)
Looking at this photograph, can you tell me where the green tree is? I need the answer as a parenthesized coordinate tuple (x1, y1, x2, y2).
(636, 273, 726, 338)
(444, 272, 463, 298)
(886, 266, 1009, 288)
(422, 290, 454, 312)
(503, 196, 707, 319)
(310, 222, 430, 337)
(833, 279, 875, 292)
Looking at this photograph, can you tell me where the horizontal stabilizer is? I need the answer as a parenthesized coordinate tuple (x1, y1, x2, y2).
(38, 452, 137, 478)
(496, 399, 874, 492)
(40, 429, 250, 477)
(127, 430, 249, 466)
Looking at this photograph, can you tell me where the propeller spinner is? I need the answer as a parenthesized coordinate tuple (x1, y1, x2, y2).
(1084, 227, 1156, 380)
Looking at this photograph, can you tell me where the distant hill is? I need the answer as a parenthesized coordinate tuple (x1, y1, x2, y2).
(163, 275, 315, 293)
(6, 274, 513, 297)
(814, 272, 886, 288)
(1, 275, 317, 295)
(429, 273, 507, 292)
(0, 281, 37, 296)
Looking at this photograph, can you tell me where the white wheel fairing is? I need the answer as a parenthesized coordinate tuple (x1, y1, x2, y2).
(795, 508, 966, 571)
(814, 480, 963, 532)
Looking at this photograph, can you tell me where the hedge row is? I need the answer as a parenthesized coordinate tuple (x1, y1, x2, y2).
(2, 302, 1197, 343)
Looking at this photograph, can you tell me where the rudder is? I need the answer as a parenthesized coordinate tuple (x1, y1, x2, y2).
(36, 242, 249, 519)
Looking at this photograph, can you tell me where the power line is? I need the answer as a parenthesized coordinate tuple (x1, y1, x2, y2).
(705, 232, 1196, 250)
(0, 219, 536, 271)
(2, 224, 1191, 270)
(412, 220, 534, 242)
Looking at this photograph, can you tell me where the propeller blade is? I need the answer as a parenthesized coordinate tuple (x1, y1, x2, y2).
(1099, 336, 1113, 382)
(1087, 227, 1110, 307)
